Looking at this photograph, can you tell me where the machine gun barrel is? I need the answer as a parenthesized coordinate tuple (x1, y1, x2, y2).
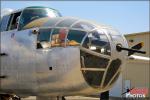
(116, 45, 146, 55)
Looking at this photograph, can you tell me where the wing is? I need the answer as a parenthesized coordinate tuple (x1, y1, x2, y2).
(128, 55, 150, 63)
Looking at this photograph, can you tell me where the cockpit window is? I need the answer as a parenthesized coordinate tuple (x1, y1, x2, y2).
(72, 21, 95, 31)
(37, 28, 51, 42)
(0, 15, 11, 32)
(37, 28, 51, 49)
(82, 30, 111, 55)
(67, 30, 87, 46)
(18, 8, 61, 30)
(51, 28, 68, 47)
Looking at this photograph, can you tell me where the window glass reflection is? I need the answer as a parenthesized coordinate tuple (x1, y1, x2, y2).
(82, 30, 111, 55)
(67, 30, 87, 46)
(51, 28, 68, 47)
(57, 18, 78, 27)
(37, 28, 51, 49)
(72, 21, 95, 31)
(19, 8, 60, 30)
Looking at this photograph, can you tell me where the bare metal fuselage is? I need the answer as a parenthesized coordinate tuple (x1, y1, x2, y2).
(0, 29, 102, 97)
(0, 16, 128, 97)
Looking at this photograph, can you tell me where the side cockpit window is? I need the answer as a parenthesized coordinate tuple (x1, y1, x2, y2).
(1, 15, 11, 32)
(37, 28, 51, 49)
(0, 11, 21, 32)
(8, 12, 21, 30)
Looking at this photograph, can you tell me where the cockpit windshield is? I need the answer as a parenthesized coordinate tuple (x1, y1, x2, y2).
(18, 7, 61, 30)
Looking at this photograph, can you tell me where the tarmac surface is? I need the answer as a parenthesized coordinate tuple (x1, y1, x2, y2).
(22, 96, 100, 100)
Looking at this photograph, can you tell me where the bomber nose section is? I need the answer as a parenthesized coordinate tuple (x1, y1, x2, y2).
(80, 29, 122, 89)
(35, 16, 124, 90)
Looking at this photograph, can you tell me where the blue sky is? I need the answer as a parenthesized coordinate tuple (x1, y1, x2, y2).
(1, 1, 149, 34)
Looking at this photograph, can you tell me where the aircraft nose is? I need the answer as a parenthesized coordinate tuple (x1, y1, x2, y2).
(36, 16, 123, 89)
(77, 24, 124, 89)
